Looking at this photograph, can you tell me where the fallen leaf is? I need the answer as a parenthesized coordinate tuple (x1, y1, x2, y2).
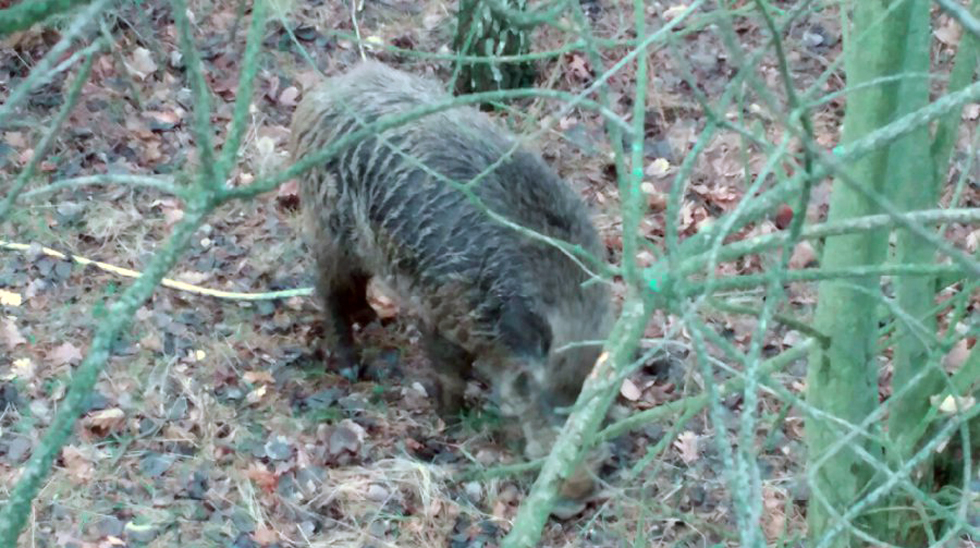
(645, 158, 671, 177)
(244, 370, 275, 384)
(664, 4, 691, 22)
(934, 18, 961, 46)
(762, 486, 787, 541)
(253, 526, 278, 545)
(139, 333, 163, 352)
(942, 338, 970, 373)
(3, 317, 27, 349)
(619, 378, 642, 401)
(125, 47, 158, 80)
(48, 342, 83, 366)
(62, 445, 95, 483)
(11, 357, 34, 380)
(789, 241, 817, 270)
(147, 110, 180, 125)
(328, 419, 366, 455)
(674, 431, 699, 464)
(278, 86, 299, 106)
(647, 195, 668, 212)
(3, 131, 25, 148)
(931, 394, 976, 414)
(174, 271, 209, 285)
(245, 462, 278, 493)
(85, 408, 126, 435)
(246, 384, 267, 404)
(568, 54, 591, 80)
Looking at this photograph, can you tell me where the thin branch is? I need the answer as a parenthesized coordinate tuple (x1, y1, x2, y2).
(0, 0, 96, 36)
(216, 0, 267, 183)
(21, 174, 181, 199)
(171, 0, 217, 190)
(0, 52, 97, 223)
(0, 0, 111, 127)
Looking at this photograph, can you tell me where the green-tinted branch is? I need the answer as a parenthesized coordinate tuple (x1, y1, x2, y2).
(216, 0, 267, 182)
(674, 208, 980, 279)
(0, 0, 94, 36)
(0, 0, 110, 128)
(0, 52, 96, 223)
(500, 301, 649, 548)
(0, 203, 215, 547)
(171, 0, 217, 189)
(21, 174, 181, 200)
(931, 0, 980, 176)
(598, 339, 816, 441)
(679, 263, 965, 297)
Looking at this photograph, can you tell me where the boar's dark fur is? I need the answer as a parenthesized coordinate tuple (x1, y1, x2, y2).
(289, 61, 613, 473)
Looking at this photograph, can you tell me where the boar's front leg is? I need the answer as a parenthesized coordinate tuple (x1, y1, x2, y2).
(315, 256, 377, 375)
(422, 329, 474, 418)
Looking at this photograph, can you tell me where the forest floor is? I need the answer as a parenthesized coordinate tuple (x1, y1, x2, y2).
(1, 0, 977, 547)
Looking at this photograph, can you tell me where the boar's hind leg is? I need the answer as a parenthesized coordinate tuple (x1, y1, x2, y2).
(423, 330, 474, 418)
(315, 257, 376, 374)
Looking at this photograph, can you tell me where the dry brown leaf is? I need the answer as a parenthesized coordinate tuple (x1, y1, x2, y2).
(645, 158, 671, 177)
(931, 393, 976, 415)
(145, 110, 180, 126)
(246, 462, 278, 493)
(2, 317, 27, 349)
(789, 241, 817, 270)
(244, 370, 275, 384)
(277, 179, 299, 199)
(568, 54, 591, 80)
(175, 271, 210, 285)
(139, 333, 163, 352)
(619, 378, 642, 401)
(85, 408, 126, 435)
(3, 131, 25, 148)
(252, 526, 279, 546)
(246, 384, 268, 404)
(762, 486, 787, 541)
(48, 341, 83, 366)
(11, 357, 34, 381)
(663, 4, 691, 22)
(62, 445, 95, 483)
(942, 338, 970, 373)
(967, 228, 979, 253)
(674, 431, 699, 464)
(278, 86, 299, 106)
(934, 18, 961, 46)
(125, 47, 158, 80)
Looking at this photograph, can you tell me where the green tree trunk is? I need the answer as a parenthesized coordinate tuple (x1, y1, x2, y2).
(805, 1, 906, 546)
(454, 0, 536, 98)
(883, 0, 942, 543)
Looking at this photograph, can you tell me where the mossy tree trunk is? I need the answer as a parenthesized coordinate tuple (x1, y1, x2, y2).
(882, 0, 942, 544)
(805, 1, 902, 546)
(454, 0, 536, 98)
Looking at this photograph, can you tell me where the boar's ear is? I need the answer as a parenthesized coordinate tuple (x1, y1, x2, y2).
(499, 297, 552, 359)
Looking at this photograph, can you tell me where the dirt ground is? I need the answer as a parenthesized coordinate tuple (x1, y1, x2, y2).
(1, 0, 978, 547)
